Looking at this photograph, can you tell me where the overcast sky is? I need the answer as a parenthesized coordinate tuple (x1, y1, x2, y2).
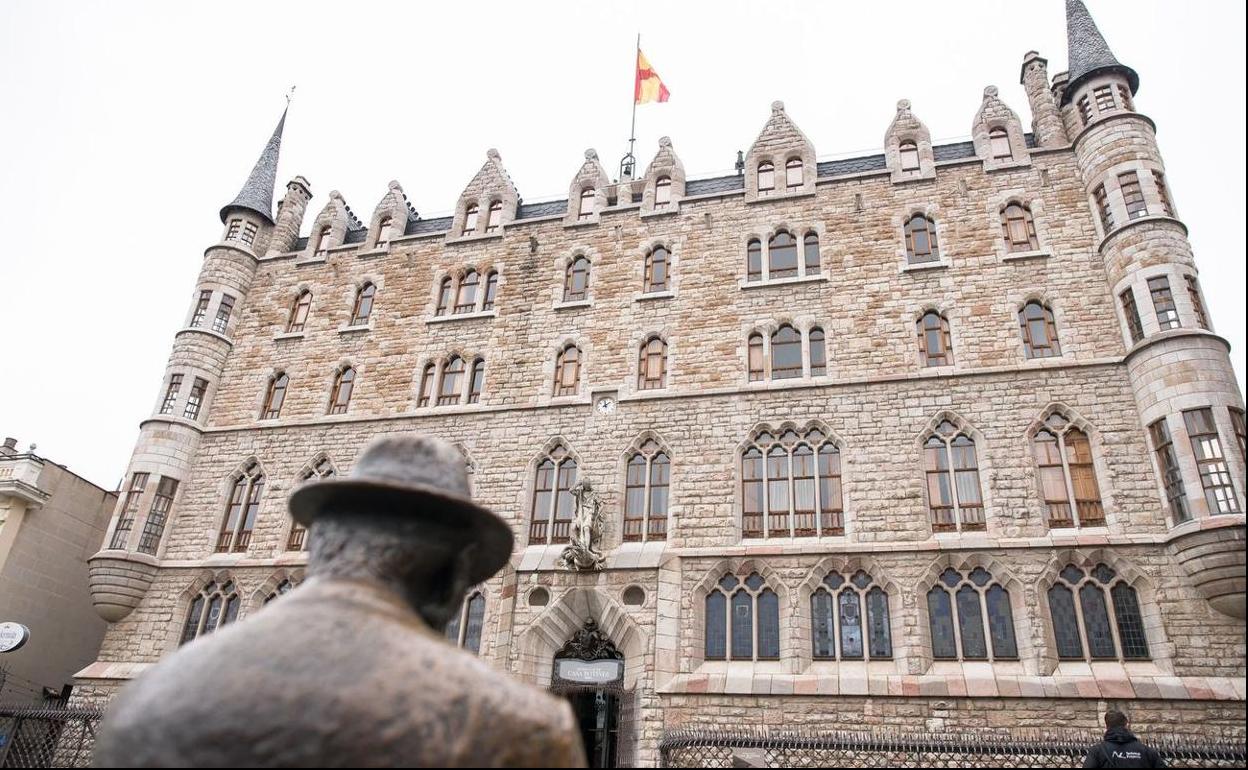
(0, 1, 1243, 489)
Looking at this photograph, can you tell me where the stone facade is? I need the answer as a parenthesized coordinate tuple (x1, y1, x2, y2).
(76, 3, 1245, 765)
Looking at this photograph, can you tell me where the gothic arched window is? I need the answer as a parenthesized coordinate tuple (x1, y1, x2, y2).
(530, 445, 577, 544)
(637, 336, 668, 390)
(417, 362, 436, 408)
(463, 204, 479, 235)
(314, 225, 332, 256)
(1019, 301, 1061, 358)
(438, 356, 465, 406)
(746, 239, 763, 283)
(564, 256, 590, 302)
(785, 158, 803, 189)
(770, 324, 802, 379)
(747, 333, 765, 382)
(812, 570, 892, 661)
(904, 214, 939, 264)
(289, 457, 335, 551)
(217, 462, 264, 552)
(808, 327, 826, 377)
(578, 188, 596, 220)
(445, 591, 486, 655)
(741, 426, 843, 538)
(768, 231, 798, 280)
(374, 216, 392, 248)
(899, 141, 920, 172)
(485, 201, 503, 233)
(350, 283, 376, 326)
(260, 373, 288, 420)
(623, 439, 670, 542)
(482, 270, 499, 311)
(705, 573, 780, 661)
(467, 358, 485, 404)
(655, 176, 672, 208)
(263, 577, 299, 605)
(1001, 202, 1039, 252)
(328, 366, 355, 415)
(287, 290, 312, 333)
(917, 311, 953, 367)
(454, 271, 479, 314)
(1033, 414, 1104, 528)
(1048, 563, 1150, 662)
(989, 128, 1012, 160)
(923, 420, 984, 532)
(436, 276, 453, 316)
(644, 246, 669, 293)
(553, 344, 581, 397)
(180, 579, 240, 645)
(803, 232, 820, 274)
(927, 567, 1017, 661)
(757, 162, 775, 193)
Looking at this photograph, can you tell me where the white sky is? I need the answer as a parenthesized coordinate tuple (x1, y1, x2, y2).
(0, 1, 1243, 489)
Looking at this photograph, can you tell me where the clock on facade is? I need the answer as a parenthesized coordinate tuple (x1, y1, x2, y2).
(595, 397, 616, 414)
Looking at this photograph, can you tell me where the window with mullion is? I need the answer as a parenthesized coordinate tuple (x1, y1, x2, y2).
(217, 465, 263, 553)
(1033, 417, 1104, 528)
(742, 427, 843, 539)
(529, 450, 577, 544)
(924, 422, 984, 532)
(1148, 276, 1180, 330)
(928, 567, 1017, 661)
(704, 573, 780, 661)
(110, 472, 150, 550)
(811, 571, 892, 661)
(180, 581, 240, 646)
(1183, 408, 1241, 514)
(1148, 418, 1191, 523)
(622, 441, 669, 542)
(137, 476, 178, 555)
(437, 356, 465, 406)
(1047, 563, 1150, 662)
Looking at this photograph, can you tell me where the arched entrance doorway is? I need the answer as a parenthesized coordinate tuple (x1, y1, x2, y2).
(551, 619, 624, 768)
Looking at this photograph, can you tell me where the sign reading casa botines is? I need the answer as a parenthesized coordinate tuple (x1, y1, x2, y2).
(0, 622, 30, 654)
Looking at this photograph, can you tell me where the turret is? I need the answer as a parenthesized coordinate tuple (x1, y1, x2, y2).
(1019, 51, 1067, 147)
(1062, 0, 1245, 618)
(88, 107, 291, 622)
(267, 175, 313, 256)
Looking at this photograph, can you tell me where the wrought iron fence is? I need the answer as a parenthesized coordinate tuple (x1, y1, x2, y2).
(0, 707, 101, 768)
(660, 728, 1248, 769)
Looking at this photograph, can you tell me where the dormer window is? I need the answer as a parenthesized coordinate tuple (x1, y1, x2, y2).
(578, 189, 596, 221)
(375, 217, 392, 248)
(463, 204, 479, 235)
(655, 176, 672, 208)
(485, 201, 503, 233)
(314, 226, 331, 256)
(785, 158, 803, 189)
(989, 128, 1012, 160)
(757, 162, 775, 194)
(899, 141, 921, 172)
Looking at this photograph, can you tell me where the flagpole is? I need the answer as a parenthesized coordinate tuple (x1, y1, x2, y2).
(621, 33, 640, 181)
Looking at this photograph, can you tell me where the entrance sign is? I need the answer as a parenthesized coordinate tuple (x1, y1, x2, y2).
(555, 658, 624, 687)
(0, 623, 30, 653)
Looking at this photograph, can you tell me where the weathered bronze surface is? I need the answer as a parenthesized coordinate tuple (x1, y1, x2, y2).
(94, 435, 586, 768)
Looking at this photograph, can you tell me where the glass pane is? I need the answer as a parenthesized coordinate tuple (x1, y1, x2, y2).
(705, 592, 726, 659)
(928, 588, 957, 660)
(823, 572, 844, 590)
(464, 593, 485, 655)
(757, 589, 780, 659)
(1080, 583, 1117, 659)
(867, 587, 892, 659)
(811, 591, 835, 658)
(1112, 583, 1150, 659)
(769, 233, 798, 279)
(956, 585, 988, 659)
(986, 585, 1017, 658)
(730, 590, 754, 660)
(838, 590, 864, 659)
(771, 326, 802, 378)
(1048, 584, 1084, 659)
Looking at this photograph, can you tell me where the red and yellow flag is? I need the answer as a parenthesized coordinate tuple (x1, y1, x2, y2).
(634, 49, 670, 105)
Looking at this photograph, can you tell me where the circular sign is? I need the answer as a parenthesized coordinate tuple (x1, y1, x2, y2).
(0, 622, 30, 653)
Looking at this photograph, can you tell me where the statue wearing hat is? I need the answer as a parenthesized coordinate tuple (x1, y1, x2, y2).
(95, 435, 586, 768)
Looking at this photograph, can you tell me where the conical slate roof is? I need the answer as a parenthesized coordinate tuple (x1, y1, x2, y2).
(1064, 0, 1138, 102)
(219, 108, 286, 224)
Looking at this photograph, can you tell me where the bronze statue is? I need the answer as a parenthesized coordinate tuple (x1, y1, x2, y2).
(94, 435, 586, 768)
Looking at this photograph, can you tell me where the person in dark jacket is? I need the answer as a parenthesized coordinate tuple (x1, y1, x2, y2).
(1084, 710, 1166, 768)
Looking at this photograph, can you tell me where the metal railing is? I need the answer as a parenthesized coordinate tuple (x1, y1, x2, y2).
(0, 707, 101, 768)
(660, 727, 1247, 769)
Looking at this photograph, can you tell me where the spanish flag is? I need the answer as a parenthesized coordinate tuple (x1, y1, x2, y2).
(635, 49, 670, 105)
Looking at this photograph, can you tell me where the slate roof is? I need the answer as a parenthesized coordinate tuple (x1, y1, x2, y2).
(1064, 0, 1137, 101)
(220, 108, 286, 225)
